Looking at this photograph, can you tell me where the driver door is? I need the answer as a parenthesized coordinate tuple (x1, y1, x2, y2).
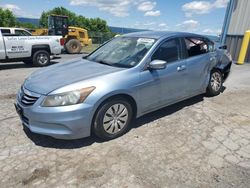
(138, 38, 188, 114)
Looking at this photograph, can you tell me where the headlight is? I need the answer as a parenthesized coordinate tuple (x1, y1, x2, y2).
(42, 86, 95, 107)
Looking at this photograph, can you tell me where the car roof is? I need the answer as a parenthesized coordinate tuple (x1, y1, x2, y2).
(0, 27, 26, 30)
(123, 31, 209, 40)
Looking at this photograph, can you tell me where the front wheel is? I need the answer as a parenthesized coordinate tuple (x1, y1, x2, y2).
(206, 69, 223, 96)
(93, 98, 133, 140)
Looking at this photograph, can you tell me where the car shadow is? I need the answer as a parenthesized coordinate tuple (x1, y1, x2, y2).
(204, 86, 226, 98)
(133, 94, 204, 129)
(0, 60, 60, 70)
(24, 94, 205, 149)
(0, 63, 33, 70)
(221, 86, 226, 93)
(23, 127, 102, 149)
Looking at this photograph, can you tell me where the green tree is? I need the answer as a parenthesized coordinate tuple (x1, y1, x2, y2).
(39, 7, 111, 33)
(40, 7, 78, 28)
(0, 8, 17, 27)
(16, 22, 37, 29)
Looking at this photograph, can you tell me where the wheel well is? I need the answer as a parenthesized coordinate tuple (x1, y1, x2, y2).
(91, 94, 138, 133)
(112, 94, 137, 115)
(211, 66, 222, 72)
(213, 63, 232, 81)
(212, 67, 224, 77)
(99, 94, 137, 116)
(66, 36, 77, 43)
(32, 45, 51, 55)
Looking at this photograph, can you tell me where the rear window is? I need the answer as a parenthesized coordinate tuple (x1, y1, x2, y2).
(14, 29, 32, 36)
(184, 38, 209, 57)
(1, 29, 11, 36)
(79, 31, 85, 38)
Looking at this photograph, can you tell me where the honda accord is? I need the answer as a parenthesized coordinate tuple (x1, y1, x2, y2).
(15, 31, 232, 140)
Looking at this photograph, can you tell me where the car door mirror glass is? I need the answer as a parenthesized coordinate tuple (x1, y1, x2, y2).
(148, 60, 167, 70)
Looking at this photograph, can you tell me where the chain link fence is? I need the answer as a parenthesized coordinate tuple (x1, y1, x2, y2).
(82, 31, 116, 54)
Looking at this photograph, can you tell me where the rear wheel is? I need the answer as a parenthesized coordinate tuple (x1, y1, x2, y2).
(206, 69, 223, 96)
(32, 50, 50, 67)
(93, 98, 133, 140)
(65, 39, 82, 54)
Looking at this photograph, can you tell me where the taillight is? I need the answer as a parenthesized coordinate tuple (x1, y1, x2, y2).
(60, 38, 65, 46)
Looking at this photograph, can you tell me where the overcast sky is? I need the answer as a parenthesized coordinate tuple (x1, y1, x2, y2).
(0, 0, 229, 35)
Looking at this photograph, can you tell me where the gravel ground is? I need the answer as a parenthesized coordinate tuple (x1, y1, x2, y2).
(0, 56, 250, 188)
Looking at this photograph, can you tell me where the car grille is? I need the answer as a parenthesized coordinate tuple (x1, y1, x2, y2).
(20, 87, 40, 106)
(21, 115, 29, 125)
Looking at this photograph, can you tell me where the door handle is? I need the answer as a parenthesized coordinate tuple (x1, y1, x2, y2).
(177, 65, 186, 72)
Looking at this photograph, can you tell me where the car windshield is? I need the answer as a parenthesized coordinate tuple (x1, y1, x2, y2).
(86, 37, 156, 68)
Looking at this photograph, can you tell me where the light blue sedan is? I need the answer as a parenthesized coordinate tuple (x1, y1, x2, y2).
(15, 31, 232, 140)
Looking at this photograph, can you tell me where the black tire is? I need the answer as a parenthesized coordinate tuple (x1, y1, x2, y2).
(32, 50, 50, 67)
(65, 39, 82, 54)
(206, 69, 223, 96)
(93, 98, 133, 140)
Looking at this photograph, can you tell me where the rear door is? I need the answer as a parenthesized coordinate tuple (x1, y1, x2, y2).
(183, 37, 213, 94)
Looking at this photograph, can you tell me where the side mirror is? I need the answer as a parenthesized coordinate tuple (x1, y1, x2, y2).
(219, 45, 227, 50)
(148, 60, 167, 70)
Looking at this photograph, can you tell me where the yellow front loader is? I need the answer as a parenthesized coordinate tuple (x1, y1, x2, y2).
(65, 26, 92, 54)
(31, 15, 92, 54)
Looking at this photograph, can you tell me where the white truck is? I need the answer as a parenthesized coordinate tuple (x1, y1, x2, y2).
(0, 27, 64, 67)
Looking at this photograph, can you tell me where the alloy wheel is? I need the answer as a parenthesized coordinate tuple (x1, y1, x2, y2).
(37, 53, 48, 65)
(210, 72, 222, 92)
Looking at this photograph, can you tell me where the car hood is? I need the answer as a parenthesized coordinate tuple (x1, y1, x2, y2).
(24, 59, 123, 95)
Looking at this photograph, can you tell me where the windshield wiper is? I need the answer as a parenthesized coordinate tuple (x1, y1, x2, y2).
(82, 55, 88, 59)
(96, 60, 112, 66)
(112, 63, 132, 68)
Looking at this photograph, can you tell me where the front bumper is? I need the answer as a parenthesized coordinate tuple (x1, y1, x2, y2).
(15, 89, 94, 140)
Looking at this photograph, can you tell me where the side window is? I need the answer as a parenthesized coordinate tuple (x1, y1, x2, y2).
(79, 31, 85, 39)
(15, 29, 31, 36)
(1, 29, 11, 36)
(185, 38, 209, 57)
(152, 38, 182, 63)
